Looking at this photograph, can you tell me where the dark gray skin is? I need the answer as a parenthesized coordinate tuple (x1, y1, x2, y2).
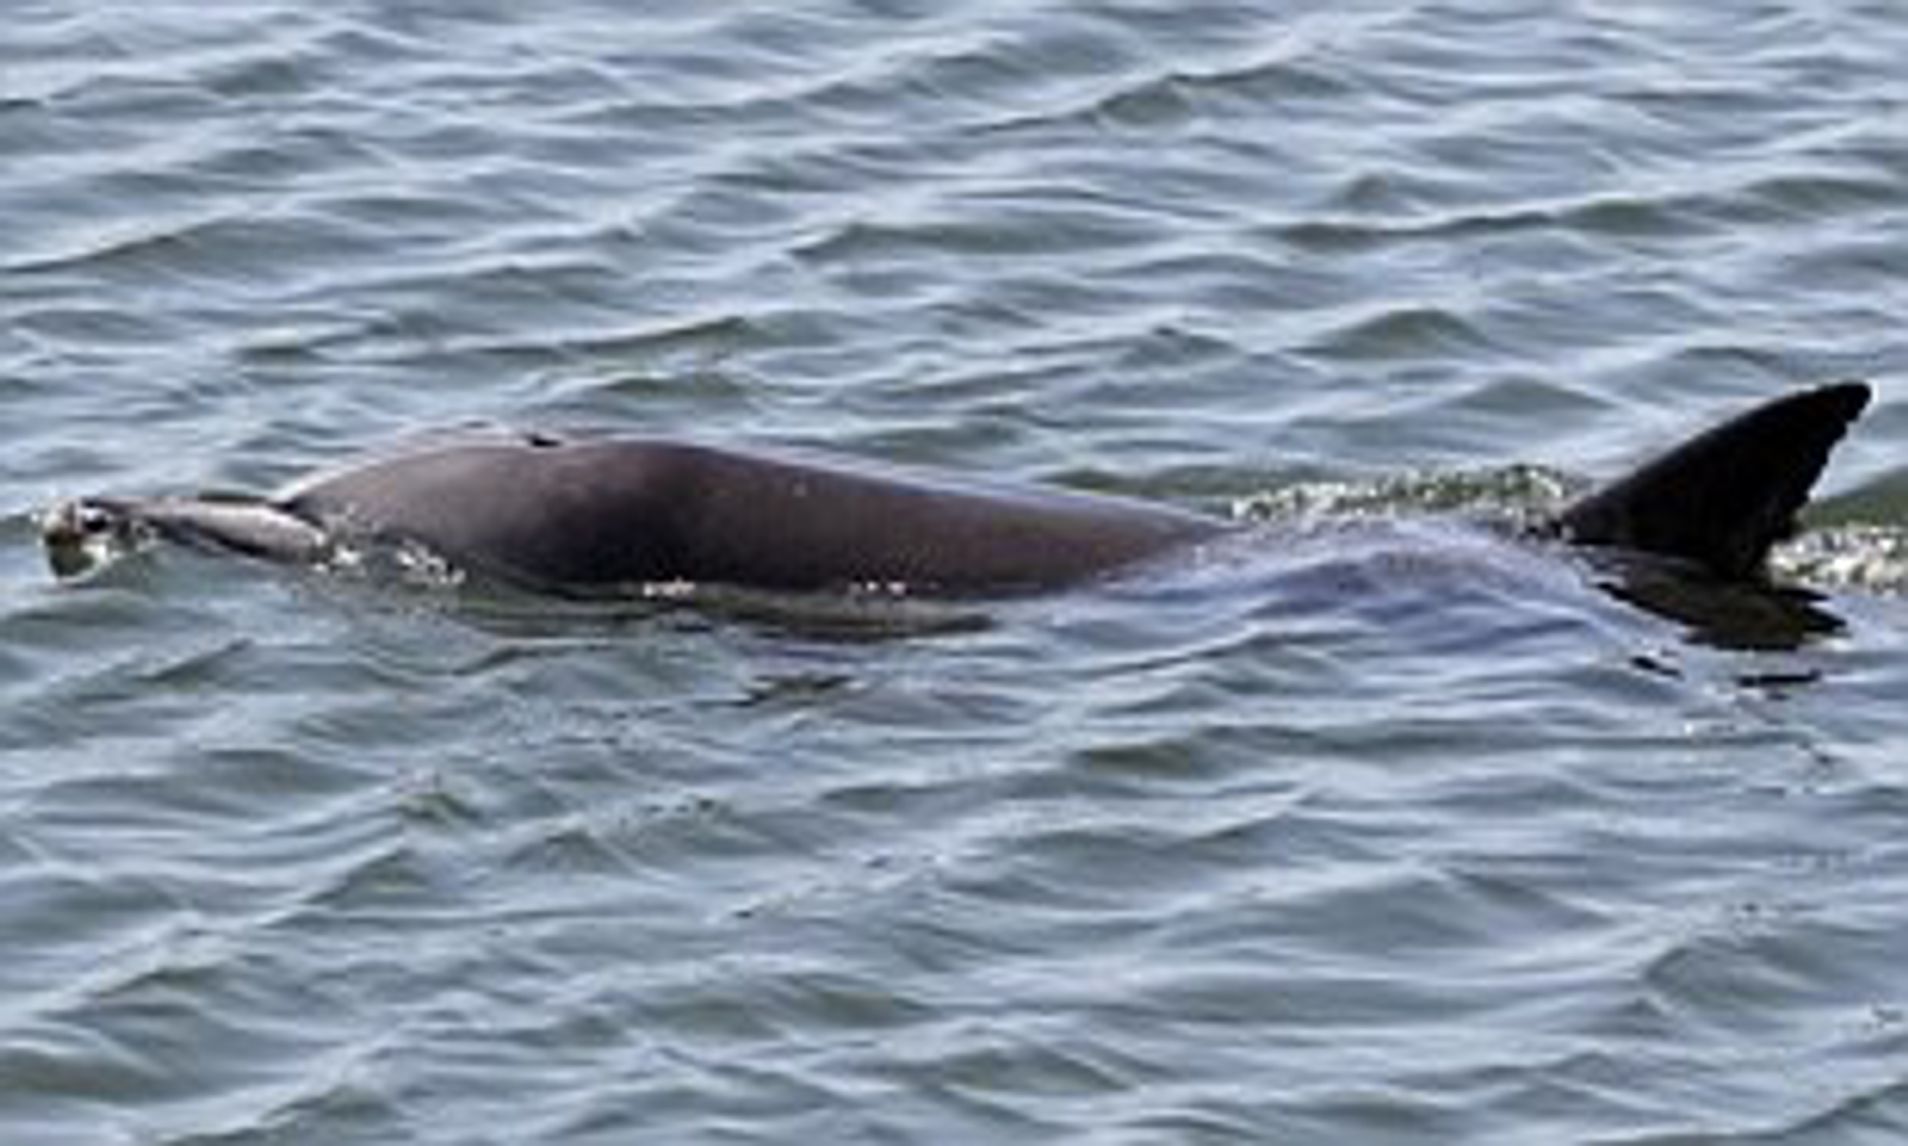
(44, 437, 1225, 594)
(277, 437, 1226, 593)
(40, 382, 1872, 598)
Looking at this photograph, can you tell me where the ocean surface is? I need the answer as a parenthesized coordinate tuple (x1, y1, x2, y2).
(6, 2, 1908, 1142)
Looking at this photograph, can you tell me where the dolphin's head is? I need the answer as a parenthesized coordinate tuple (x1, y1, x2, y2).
(38, 497, 151, 579)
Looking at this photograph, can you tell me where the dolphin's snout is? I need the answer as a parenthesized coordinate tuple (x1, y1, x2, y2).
(38, 498, 148, 579)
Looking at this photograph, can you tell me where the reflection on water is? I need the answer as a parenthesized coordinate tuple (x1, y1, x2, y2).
(1592, 555, 1847, 653)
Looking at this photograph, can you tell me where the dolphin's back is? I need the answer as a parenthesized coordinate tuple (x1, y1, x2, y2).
(279, 440, 684, 587)
(278, 437, 1224, 593)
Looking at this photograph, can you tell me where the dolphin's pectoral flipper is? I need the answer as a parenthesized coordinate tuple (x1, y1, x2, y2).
(41, 495, 331, 578)
(1550, 381, 1872, 580)
(140, 498, 333, 561)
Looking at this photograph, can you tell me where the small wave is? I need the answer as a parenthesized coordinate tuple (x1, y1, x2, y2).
(1299, 304, 1500, 363)
(1736, 170, 1903, 220)
(4, 212, 237, 277)
(975, 41, 1364, 142)
(792, 203, 1157, 266)
(1275, 189, 1715, 254)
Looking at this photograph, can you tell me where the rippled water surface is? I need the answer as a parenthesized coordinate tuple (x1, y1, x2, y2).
(7, 3, 1908, 1142)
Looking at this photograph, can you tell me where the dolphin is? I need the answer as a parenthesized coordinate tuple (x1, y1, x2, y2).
(40, 382, 1872, 597)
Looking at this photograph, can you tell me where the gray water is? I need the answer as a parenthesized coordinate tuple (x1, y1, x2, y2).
(7, 2, 1908, 1142)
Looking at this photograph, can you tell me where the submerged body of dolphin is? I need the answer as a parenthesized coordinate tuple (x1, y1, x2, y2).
(41, 383, 1872, 600)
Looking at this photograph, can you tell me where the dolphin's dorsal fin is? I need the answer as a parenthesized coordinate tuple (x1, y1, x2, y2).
(1553, 381, 1871, 579)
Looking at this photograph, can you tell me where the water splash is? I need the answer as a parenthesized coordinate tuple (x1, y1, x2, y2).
(1230, 464, 1577, 526)
(318, 533, 467, 592)
(1774, 525, 1908, 596)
